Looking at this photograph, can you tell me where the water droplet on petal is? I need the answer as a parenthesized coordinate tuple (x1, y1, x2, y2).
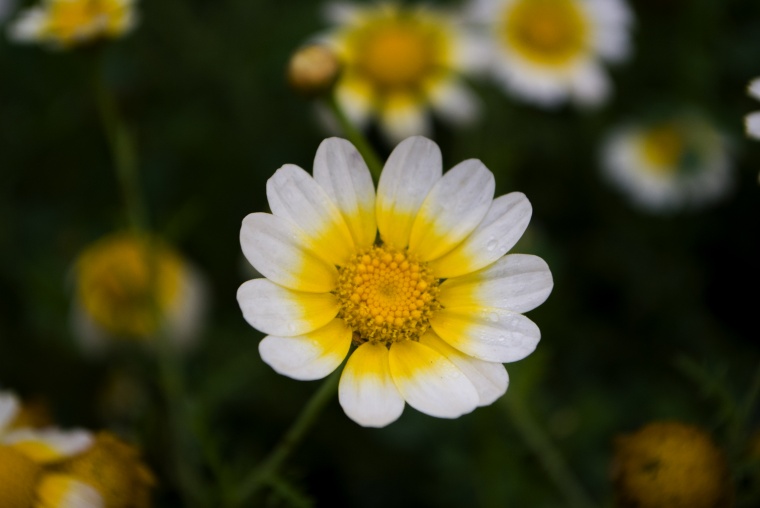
(486, 238, 498, 251)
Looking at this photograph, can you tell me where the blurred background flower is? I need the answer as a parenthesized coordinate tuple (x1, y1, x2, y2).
(746, 78, 760, 140)
(600, 112, 732, 212)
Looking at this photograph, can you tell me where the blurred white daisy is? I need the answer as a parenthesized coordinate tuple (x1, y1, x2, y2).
(601, 115, 732, 212)
(71, 232, 207, 355)
(238, 136, 553, 427)
(320, 2, 488, 142)
(745, 78, 760, 140)
(8, 0, 136, 49)
(0, 390, 103, 508)
(469, 0, 633, 108)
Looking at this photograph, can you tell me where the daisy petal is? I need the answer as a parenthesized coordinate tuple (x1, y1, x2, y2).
(409, 159, 495, 261)
(749, 79, 760, 101)
(429, 192, 531, 278)
(389, 340, 479, 418)
(266, 164, 355, 266)
(429, 78, 481, 125)
(37, 475, 104, 508)
(376, 136, 442, 249)
(237, 279, 339, 337)
(334, 76, 374, 128)
(419, 332, 509, 406)
(745, 111, 760, 140)
(0, 392, 20, 431)
(313, 138, 377, 249)
(240, 213, 338, 293)
(5, 429, 92, 463)
(571, 61, 610, 108)
(430, 307, 540, 363)
(380, 97, 432, 143)
(439, 254, 553, 314)
(339, 343, 405, 427)
(259, 319, 352, 381)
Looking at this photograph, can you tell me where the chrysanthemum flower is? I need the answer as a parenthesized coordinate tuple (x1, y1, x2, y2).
(320, 3, 488, 142)
(601, 114, 732, 212)
(237, 136, 553, 427)
(469, 0, 632, 107)
(745, 78, 760, 140)
(59, 432, 154, 508)
(8, 0, 136, 49)
(0, 390, 102, 507)
(71, 232, 207, 354)
(611, 421, 733, 508)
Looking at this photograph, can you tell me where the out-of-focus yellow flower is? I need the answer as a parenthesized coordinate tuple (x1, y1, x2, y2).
(0, 390, 102, 508)
(611, 421, 733, 508)
(469, 0, 633, 107)
(319, 3, 488, 142)
(8, 0, 137, 49)
(72, 232, 207, 354)
(8, 397, 52, 431)
(601, 113, 732, 212)
(59, 432, 154, 508)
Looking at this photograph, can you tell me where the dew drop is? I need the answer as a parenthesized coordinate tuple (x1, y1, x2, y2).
(486, 238, 498, 252)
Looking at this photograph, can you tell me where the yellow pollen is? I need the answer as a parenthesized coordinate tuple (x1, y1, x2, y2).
(335, 245, 441, 345)
(0, 445, 42, 508)
(639, 123, 685, 175)
(503, 0, 589, 66)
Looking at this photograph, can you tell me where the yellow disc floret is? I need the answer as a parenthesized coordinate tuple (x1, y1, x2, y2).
(44, 0, 132, 45)
(336, 245, 441, 345)
(59, 432, 154, 508)
(503, 0, 589, 66)
(0, 445, 42, 508)
(639, 122, 685, 174)
(76, 233, 185, 339)
(612, 421, 734, 508)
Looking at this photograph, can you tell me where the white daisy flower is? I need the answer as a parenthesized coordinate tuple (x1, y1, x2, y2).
(745, 78, 760, 140)
(71, 232, 208, 355)
(601, 115, 732, 212)
(469, 0, 633, 108)
(238, 136, 553, 427)
(8, 0, 136, 49)
(0, 390, 103, 508)
(319, 2, 489, 142)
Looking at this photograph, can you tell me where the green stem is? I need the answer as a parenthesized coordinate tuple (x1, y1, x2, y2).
(232, 370, 340, 506)
(502, 395, 597, 508)
(325, 93, 384, 183)
(93, 64, 148, 232)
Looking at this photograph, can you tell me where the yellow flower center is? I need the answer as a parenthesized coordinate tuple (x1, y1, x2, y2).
(343, 10, 449, 93)
(76, 234, 184, 339)
(639, 123, 685, 174)
(336, 245, 441, 344)
(45, 0, 128, 44)
(61, 433, 154, 508)
(502, 0, 589, 66)
(0, 445, 41, 508)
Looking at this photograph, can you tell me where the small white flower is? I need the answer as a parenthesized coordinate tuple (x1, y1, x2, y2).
(601, 114, 732, 212)
(319, 2, 489, 142)
(469, 0, 633, 108)
(8, 0, 136, 49)
(238, 136, 553, 427)
(745, 78, 760, 140)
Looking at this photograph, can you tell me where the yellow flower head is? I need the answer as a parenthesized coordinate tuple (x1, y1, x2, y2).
(238, 136, 553, 427)
(9, 0, 137, 49)
(612, 421, 734, 508)
(322, 3, 487, 141)
(59, 432, 154, 508)
(73, 232, 206, 352)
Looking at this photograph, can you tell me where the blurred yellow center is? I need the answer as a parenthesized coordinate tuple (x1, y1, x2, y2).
(639, 124, 684, 174)
(0, 445, 41, 508)
(76, 234, 184, 339)
(336, 246, 440, 344)
(61, 433, 154, 508)
(46, 0, 119, 41)
(503, 0, 588, 65)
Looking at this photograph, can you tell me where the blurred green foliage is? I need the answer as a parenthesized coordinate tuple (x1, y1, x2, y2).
(1, 0, 759, 506)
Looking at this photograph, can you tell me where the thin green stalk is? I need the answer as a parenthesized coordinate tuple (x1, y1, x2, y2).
(325, 93, 384, 182)
(232, 370, 341, 506)
(502, 395, 597, 508)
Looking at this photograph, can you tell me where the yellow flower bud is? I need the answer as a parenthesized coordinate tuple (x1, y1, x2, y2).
(287, 45, 342, 98)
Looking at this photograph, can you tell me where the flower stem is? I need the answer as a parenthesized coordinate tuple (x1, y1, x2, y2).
(501, 395, 598, 508)
(325, 93, 384, 183)
(232, 370, 341, 506)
